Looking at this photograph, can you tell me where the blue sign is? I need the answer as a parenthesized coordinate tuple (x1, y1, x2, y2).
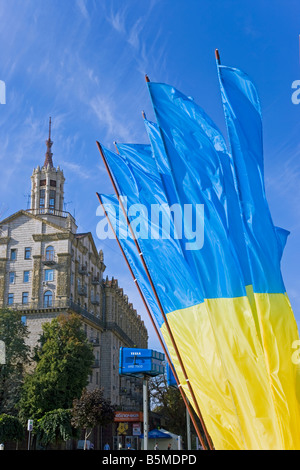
(119, 348, 165, 377)
(166, 362, 178, 387)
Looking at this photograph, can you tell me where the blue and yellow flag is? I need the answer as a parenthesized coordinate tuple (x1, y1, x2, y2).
(146, 81, 296, 449)
(98, 134, 278, 449)
(217, 61, 300, 448)
(96, 65, 299, 449)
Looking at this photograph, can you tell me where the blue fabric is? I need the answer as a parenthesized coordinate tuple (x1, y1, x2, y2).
(217, 64, 286, 293)
(97, 192, 163, 327)
(145, 117, 253, 289)
(147, 82, 246, 299)
(98, 144, 204, 318)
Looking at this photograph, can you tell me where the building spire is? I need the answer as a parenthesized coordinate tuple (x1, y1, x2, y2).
(43, 117, 53, 168)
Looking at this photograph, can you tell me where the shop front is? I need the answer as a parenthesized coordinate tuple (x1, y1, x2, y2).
(113, 411, 143, 450)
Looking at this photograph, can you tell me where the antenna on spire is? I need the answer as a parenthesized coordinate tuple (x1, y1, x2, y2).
(44, 116, 54, 168)
(48, 116, 52, 140)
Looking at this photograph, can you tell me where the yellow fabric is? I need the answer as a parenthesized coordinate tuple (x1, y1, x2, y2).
(251, 291, 300, 449)
(161, 294, 300, 450)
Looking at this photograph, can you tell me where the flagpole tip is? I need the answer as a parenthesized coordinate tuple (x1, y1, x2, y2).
(145, 74, 150, 83)
(142, 110, 146, 120)
(113, 141, 120, 154)
(215, 49, 221, 64)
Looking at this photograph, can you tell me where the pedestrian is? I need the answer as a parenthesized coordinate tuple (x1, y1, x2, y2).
(154, 442, 159, 450)
(104, 442, 110, 450)
(167, 443, 172, 450)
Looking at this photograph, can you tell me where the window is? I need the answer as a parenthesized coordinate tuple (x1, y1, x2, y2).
(23, 271, 30, 283)
(45, 246, 54, 261)
(9, 272, 15, 284)
(8, 293, 14, 305)
(40, 189, 45, 208)
(10, 249, 16, 261)
(45, 269, 54, 282)
(49, 190, 56, 209)
(22, 292, 29, 305)
(44, 291, 52, 307)
(24, 247, 31, 259)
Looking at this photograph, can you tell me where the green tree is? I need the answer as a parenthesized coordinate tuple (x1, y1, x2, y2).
(0, 308, 30, 415)
(18, 314, 94, 422)
(36, 409, 77, 449)
(149, 374, 186, 436)
(149, 374, 205, 448)
(0, 413, 24, 448)
(71, 388, 115, 450)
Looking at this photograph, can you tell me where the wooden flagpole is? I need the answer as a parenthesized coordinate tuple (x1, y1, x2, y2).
(96, 141, 214, 450)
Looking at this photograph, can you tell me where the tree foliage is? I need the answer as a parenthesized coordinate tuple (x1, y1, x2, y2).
(18, 314, 94, 422)
(0, 308, 30, 415)
(71, 388, 115, 448)
(0, 413, 24, 444)
(149, 374, 187, 439)
(36, 409, 77, 448)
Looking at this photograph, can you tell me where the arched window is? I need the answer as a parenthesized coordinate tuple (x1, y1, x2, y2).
(44, 290, 52, 307)
(45, 246, 55, 261)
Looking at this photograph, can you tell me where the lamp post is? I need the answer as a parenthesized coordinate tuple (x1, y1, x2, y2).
(143, 375, 149, 451)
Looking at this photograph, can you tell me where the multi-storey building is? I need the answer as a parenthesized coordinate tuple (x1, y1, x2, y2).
(0, 120, 148, 444)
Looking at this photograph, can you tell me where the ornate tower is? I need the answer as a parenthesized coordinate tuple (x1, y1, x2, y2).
(30, 118, 65, 215)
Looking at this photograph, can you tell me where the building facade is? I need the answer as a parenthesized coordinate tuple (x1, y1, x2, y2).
(0, 120, 148, 433)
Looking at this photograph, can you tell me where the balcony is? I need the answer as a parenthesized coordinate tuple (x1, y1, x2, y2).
(91, 276, 100, 285)
(78, 265, 88, 275)
(78, 286, 87, 297)
(91, 296, 100, 305)
(26, 208, 75, 224)
(41, 254, 57, 266)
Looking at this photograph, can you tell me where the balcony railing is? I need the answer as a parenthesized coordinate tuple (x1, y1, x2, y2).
(91, 276, 100, 285)
(26, 208, 75, 224)
(78, 265, 88, 275)
(78, 286, 87, 297)
(41, 254, 57, 265)
(5, 299, 104, 329)
(91, 296, 100, 305)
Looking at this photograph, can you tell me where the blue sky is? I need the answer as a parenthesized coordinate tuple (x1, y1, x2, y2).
(0, 0, 299, 351)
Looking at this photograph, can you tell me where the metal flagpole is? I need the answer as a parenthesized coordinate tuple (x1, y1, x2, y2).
(96, 192, 208, 449)
(96, 142, 214, 450)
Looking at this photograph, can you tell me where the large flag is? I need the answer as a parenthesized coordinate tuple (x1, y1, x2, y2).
(146, 79, 300, 449)
(217, 60, 300, 448)
(98, 122, 281, 449)
(97, 191, 209, 449)
(97, 143, 216, 449)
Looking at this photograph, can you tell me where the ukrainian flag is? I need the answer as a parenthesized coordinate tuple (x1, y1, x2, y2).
(217, 60, 300, 448)
(96, 65, 300, 449)
(98, 140, 278, 450)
